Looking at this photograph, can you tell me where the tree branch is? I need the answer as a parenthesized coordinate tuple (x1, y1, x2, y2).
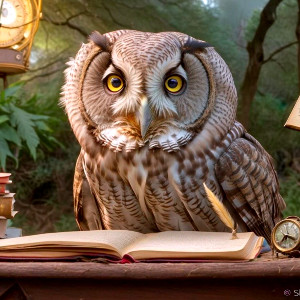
(22, 68, 64, 83)
(29, 49, 68, 73)
(158, 0, 183, 9)
(263, 41, 297, 64)
(238, 0, 284, 129)
(271, 59, 287, 72)
(114, 0, 147, 9)
(101, 2, 131, 28)
(29, 58, 65, 73)
(42, 11, 89, 38)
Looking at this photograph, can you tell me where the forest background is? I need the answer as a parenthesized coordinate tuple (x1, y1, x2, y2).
(0, 0, 299, 234)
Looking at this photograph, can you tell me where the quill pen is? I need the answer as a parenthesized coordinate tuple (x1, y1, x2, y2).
(203, 183, 237, 239)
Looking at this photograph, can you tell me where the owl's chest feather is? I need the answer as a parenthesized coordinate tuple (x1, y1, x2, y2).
(84, 121, 245, 232)
(111, 139, 223, 231)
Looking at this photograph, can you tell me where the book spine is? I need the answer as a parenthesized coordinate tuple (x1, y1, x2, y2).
(0, 180, 10, 184)
(0, 183, 11, 194)
(0, 178, 11, 184)
(0, 198, 14, 219)
(0, 184, 6, 194)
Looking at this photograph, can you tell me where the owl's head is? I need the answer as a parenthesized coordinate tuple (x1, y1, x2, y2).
(61, 30, 237, 153)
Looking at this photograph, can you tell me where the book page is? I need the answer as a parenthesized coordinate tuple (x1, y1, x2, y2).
(0, 230, 143, 258)
(124, 231, 258, 260)
(285, 96, 300, 130)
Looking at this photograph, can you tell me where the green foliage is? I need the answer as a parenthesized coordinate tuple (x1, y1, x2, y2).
(0, 83, 62, 169)
(249, 94, 299, 156)
(9, 140, 79, 235)
(280, 169, 300, 218)
(250, 94, 300, 216)
(54, 214, 78, 232)
(245, 0, 298, 101)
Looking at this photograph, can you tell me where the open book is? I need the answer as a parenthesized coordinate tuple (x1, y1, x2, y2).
(0, 230, 263, 262)
(285, 96, 300, 131)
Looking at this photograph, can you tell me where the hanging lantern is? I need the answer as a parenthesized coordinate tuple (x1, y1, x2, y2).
(0, 0, 42, 75)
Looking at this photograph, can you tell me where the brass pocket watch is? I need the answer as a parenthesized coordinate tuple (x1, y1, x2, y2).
(271, 216, 300, 257)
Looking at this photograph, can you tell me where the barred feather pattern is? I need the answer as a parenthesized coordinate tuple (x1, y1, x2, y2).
(77, 121, 247, 233)
(215, 134, 286, 243)
(61, 30, 285, 241)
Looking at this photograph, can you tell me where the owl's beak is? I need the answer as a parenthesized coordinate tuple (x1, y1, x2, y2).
(138, 95, 152, 140)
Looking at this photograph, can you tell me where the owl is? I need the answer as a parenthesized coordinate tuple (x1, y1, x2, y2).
(61, 30, 286, 243)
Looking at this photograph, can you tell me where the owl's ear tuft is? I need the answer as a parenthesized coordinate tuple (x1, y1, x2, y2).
(89, 31, 111, 52)
(182, 37, 212, 54)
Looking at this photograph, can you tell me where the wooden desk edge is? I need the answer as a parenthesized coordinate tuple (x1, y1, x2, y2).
(0, 257, 299, 280)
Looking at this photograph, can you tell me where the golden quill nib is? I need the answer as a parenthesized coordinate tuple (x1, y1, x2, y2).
(203, 183, 238, 239)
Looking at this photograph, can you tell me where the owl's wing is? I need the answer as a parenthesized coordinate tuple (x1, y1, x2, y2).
(73, 153, 103, 230)
(215, 133, 286, 243)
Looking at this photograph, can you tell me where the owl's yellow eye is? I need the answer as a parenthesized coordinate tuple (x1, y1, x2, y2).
(165, 75, 183, 94)
(106, 75, 124, 92)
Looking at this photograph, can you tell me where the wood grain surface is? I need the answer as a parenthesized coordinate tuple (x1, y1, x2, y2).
(0, 252, 298, 300)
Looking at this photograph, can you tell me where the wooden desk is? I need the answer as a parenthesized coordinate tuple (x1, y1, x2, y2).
(0, 252, 299, 300)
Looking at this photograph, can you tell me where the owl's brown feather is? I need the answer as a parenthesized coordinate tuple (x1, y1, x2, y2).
(73, 152, 103, 230)
(61, 30, 286, 242)
(215, 134, 286, 243)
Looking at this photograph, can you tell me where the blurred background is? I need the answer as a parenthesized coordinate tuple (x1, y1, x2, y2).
(0, 0, 299, 235)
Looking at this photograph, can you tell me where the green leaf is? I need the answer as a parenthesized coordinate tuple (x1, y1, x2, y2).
(35, 121, 52, 132)
(0, 123, 22, 146)
(9, 104, 39, 160)
(3, 82, 24, 99)
(48, 136, 64, 149)
(39, 134, 64, 150)
(22, 94, 38, 108)
(0, 138, 15, 169)
(0, 87, 64, 165)
(0, 105, 10, 114)
(27, 114, 50, 121)
(0, 115, 9, 125)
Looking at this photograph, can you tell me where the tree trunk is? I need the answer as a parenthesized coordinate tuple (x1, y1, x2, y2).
(296, 0, 300, 94)
(238, 0, 283, 130)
